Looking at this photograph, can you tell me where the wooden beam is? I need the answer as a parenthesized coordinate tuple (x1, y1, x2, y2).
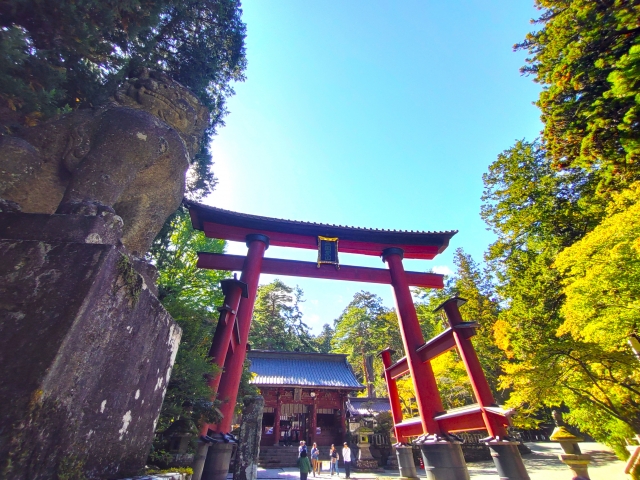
(416, 329, 458, 361)
(197, 253, 444, 289)
(388, 357, 409, 380)
(436, 411, 487, 433)
(387, 325, 479, 379)
(394, 417, 424, 437)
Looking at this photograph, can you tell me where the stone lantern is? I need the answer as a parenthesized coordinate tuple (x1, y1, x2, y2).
(549, 410, 591, 479)
(355, 425, 379, 469)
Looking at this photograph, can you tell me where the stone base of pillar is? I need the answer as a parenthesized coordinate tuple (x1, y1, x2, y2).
(192, 442, 211, 480)
(395, 445, 418, 479)
(559, 453, 591, 479)
(356, 458, 381, 470)
(419, 442, 470, 480)
(487, 442, 530, 480)
(203, 442, 236, 480)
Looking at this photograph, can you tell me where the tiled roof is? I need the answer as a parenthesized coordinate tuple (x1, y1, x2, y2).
(247, 350, 365, 390)
(346, 397, 391, 416)
(188, 203, 457, 237)
(186, 202, 457, 256)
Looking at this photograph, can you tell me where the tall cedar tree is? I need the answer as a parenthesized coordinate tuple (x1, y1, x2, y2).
(0, 0, 247, 198)
(314, 323, 335, 353)
(248, 280, 316, 352)
(332, 292, 401, 398)
(518, 1, 640, 189)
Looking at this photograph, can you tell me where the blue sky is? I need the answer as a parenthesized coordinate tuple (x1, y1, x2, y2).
(206, 1, 542, 333)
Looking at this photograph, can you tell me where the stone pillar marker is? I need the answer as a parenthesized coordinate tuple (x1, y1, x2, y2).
(233, 395, 265, 480)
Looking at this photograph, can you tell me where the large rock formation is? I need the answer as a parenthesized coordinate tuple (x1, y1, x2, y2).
(0, 70, 209, 256)
(0, 211, 182, 479)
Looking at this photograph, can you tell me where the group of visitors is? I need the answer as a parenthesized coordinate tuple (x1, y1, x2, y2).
(296, 441, 352, 480)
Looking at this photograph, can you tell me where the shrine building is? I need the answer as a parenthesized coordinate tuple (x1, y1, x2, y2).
(246, 350, 364, 447)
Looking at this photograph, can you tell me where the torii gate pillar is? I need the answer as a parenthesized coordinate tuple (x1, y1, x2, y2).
(382, 248, 470, 480)
(193, 234, 268, 480)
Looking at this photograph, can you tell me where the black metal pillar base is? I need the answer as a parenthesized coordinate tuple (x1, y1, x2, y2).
(202, 442, 236, 480)
(487, 442, 530, 480)
(395, 445, 418, 479)
(192, 441, 210, 480)
(419, 442, 470, 480)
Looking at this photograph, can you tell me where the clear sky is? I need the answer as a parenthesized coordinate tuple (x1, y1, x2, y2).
(206, 1, 542, 333)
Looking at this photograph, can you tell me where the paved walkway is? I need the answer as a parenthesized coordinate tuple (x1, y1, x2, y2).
(246, 442, 626, 480)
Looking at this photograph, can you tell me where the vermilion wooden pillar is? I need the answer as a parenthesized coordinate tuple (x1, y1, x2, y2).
(199, 278, 247, 437)
(382, 247, 443, 434)
(273, 390, 281, 446)
(212, 234, 268, 433)
(194, 235, 269, 480)
(340, 393, 347, 443)
(437, 298, 507, 438)
(379, 348, 406, 443)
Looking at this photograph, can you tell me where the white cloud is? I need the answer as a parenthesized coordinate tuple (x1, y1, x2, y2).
(432, 265, 453, 276)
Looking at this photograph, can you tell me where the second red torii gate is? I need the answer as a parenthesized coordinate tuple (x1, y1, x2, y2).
(187, 202, 462, 480)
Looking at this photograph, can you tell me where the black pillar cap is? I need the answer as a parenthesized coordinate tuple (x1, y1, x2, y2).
(245, 233, 270, 249)
(220, 278, 249, 298)
(381, 247, 404, 263)
(378, 347, 396, 357)
(433, 296, 467, 314)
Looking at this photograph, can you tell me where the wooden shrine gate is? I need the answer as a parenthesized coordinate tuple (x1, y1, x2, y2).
(186, 202, 528, 480)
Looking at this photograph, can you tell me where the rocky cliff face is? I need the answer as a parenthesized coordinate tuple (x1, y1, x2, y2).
(0, 212, 181, 479)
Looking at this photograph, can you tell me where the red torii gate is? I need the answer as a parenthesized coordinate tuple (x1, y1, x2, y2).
(380, 297, 512, 441)
(380, 297, 529, 480)
(186, 202, 527, 480)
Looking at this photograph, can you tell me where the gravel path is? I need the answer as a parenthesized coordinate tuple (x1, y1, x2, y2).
(249, 442, 626, 480)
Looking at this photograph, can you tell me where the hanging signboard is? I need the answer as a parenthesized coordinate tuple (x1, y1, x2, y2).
(317, 236, 339, 269)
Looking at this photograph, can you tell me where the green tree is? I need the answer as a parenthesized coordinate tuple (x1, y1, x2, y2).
(553, 182, 640, 436)
(518, 1, 640, 188)
(482, 139, 640, 458)
(249, 280, 316, 352)
(332, 292, 399, 397)
(313, 323, 335, 353)
(1, 0, 247, 198)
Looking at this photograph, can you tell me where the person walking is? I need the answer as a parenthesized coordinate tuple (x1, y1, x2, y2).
(329, 444, 339, 476)
(297, 450, 313, 480)
(342, 443, 352, 479)
(311, 442, 320, 476)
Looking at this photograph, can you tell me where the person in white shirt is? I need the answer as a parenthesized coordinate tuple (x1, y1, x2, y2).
(342, 443, 352, 478)
(299, 440, 307, 457)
